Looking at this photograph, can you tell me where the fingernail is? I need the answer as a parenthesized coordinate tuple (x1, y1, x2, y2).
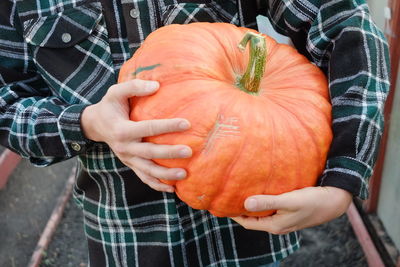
(179, 148, 192, 158)
(246, 198, 258, 211)
(179, 120, 190, 130)
(176, 170, 186, 179)
(146, 81, 159, 91)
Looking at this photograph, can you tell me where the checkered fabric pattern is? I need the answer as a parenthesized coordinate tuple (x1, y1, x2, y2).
(0, 0, 390, 266)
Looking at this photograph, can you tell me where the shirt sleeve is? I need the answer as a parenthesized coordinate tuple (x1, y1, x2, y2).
(0, 0, 93, 166)
(260, 0, 390, 199)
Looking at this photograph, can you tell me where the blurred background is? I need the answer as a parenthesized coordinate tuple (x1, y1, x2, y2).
(1, 0, 399, 266)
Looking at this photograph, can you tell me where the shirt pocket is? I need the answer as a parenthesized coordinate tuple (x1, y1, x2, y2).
(21, 1, 116, 104)
(160, 1, 239, 26)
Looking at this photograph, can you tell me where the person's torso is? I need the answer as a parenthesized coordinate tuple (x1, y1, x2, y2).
(16, 0, 259, 106)
(12, 3, 300, 266)
(15, 0, 260, 176)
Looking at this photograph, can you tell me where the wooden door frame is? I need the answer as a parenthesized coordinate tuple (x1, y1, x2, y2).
(364, 0, 400, 213)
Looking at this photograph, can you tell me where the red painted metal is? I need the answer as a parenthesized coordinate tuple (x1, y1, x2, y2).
(347, 202, 385, 267)
(0, 149, 22, 189)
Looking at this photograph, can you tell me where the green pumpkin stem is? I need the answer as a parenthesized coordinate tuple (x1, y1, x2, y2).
(238, 32, 267, 94)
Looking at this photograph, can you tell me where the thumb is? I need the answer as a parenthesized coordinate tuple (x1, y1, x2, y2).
(112, 79, 160, 100)
(244, 194, 291, 212)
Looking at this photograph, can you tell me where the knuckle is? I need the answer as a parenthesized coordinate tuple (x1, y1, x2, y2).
(144, 179, 164, 192)
(113, 128, 128, 142)
(146, 121, 157, 137)
(112, 142, 126, 155)
(135, 169, 153, 186)
(108, 84, 119, 95)
(141, 178, 152, 188)
(130, 161, 143, 173)
(133, 168, 145, 179)
(148, 167, 160, 179)
(140, 176, 149, 184)
(263, 199, 276, 211)
(141, 146, 154, 159)
(162, 120, 174, 133)
(143, 162, 156, 177)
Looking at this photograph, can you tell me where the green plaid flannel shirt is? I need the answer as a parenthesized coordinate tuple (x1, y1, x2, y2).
(0, 0, 390, 266)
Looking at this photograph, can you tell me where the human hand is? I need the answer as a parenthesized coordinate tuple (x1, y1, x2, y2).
(231, 186, 352, 234)
(81, 79, 192, 192)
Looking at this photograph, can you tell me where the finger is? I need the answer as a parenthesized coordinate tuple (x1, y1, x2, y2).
(230, 216, 272, 232)
(131, 143, 192, 159)
(230, 216, 259, 226)
(231, 214, 296, 234)
(244, 194, 297, 212)
(130, 156, 187, 180)
(134, 169, 175, 193)
(109, 79, 160, 99)
(131, 118, 191, 139)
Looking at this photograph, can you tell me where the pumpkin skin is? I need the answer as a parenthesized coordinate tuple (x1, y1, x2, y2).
(118, 22, 332, 217)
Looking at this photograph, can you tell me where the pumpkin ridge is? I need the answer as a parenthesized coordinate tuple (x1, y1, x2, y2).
(269, 98, 326, 169)
(209, 136, 247, 215)
(175, 93, 241, 211)
(202, 25, 239, 85)
(262, 106, 276, 201)
(263, 44, 309, 75)
(267, 92, 332, 125)
(208, 111, 248, 216)
(202, 94, 242, 213)
(264, 88, 327, 97)
(279, 104, 306, 191)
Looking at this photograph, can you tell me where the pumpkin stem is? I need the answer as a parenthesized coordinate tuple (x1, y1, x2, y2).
(237, 31, 266, 94)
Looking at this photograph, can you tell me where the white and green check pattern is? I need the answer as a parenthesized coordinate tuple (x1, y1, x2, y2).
(0, 0, 390, 266)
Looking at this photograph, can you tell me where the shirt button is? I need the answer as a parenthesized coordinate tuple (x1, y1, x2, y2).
(130, 8, 140, 19)
(61, 33, 72, 43)
(71, 143, 81, 152)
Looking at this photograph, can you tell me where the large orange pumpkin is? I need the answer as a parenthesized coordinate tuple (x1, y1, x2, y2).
(118, 22, 332, 217)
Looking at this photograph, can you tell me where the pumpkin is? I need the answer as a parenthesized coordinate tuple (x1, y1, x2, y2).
(118, 22, 332, 217)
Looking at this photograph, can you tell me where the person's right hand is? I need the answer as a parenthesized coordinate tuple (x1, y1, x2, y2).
(81, 79, 192, 193)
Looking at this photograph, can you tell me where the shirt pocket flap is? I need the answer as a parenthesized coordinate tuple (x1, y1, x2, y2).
(22, 2, 103, 48)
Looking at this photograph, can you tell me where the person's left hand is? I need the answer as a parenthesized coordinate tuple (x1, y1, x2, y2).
(231, 186, 352, 234)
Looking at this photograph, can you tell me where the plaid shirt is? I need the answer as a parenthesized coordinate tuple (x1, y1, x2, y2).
(0, 0, 390, 266)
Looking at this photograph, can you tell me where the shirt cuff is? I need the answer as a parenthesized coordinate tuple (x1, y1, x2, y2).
(317, 156, 373, 200)
(58, 104, 94, 156)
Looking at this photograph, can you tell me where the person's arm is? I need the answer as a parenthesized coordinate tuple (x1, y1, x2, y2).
(0, 1, 92, 166)
(0, 1, 191, 192)
(232, 0, 390, 232)
(261, 0, 390, 198)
